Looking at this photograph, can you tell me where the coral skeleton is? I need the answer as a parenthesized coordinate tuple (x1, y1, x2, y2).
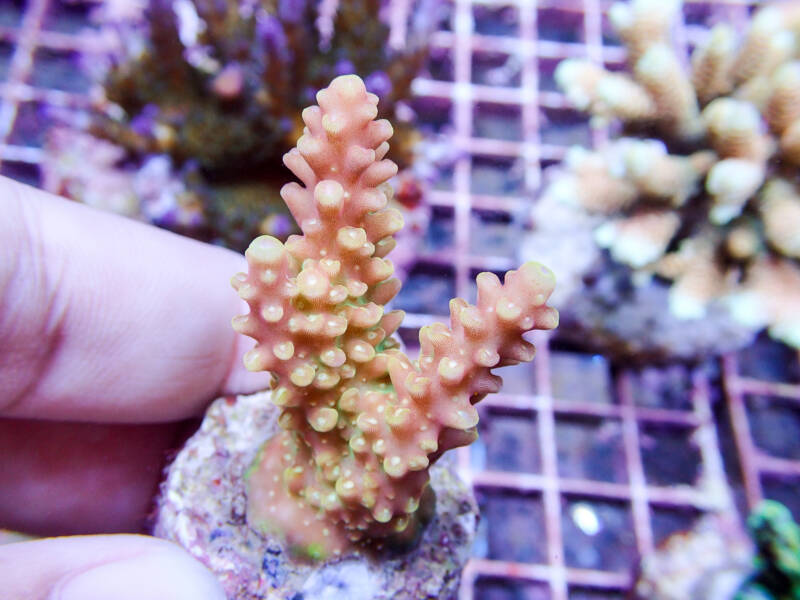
(546, 0, 800, 349)
(231, 75, 558, 558)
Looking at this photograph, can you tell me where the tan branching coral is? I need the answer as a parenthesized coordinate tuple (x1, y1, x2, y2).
(544, 0, 800, 350)
(733, 5, 800, 89)
(595, 209, 681, 269)
(691, 24, 736, 105)
(555, 61, 657, 125)
(729, 257, 800, 349)
(761, 179, 800, 259)
(231, 75, 558, 559)
(558, 0, 702, 137)
(608, 0, 680, 68)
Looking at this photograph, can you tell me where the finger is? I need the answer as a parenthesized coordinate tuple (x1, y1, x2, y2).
(0, 176, 270, 423)
(0, 418, 194, 536)
(0, 534, 225, 600)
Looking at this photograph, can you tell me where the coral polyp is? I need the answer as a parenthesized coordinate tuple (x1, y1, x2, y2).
(232, 75, 558, 558)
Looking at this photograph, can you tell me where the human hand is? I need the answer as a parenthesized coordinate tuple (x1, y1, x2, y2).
(0, 176, 270, 599)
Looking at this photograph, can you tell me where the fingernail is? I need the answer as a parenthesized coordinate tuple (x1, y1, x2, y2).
(54, 550, 226, 600)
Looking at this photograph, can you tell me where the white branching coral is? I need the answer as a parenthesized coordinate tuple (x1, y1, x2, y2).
(542, 0, 800, 349)
(232, 75, 558, 559)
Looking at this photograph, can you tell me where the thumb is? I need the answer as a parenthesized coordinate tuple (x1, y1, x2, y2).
(0, 534, 226, 600)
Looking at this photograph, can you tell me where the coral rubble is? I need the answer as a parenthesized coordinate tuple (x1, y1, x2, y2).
(533, 0, 800, 353)
(231, 75, 558, 558)
(44, 0, 434, 252)
(634, 513, 752, 600)
(633, 501, 800, 600)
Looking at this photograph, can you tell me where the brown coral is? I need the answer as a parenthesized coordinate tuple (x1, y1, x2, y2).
(47, 0, 434, 253)
(545, 0, 800, 350)
(232, 75, 558, 558)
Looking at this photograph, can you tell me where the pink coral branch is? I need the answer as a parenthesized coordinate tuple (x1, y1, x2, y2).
(232, 75, 557, 556)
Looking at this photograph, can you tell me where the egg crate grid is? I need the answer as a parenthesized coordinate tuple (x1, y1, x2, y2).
(1, 1, 799, 599)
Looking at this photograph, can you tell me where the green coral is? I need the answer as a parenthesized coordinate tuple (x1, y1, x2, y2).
(737, 501, 800, 600)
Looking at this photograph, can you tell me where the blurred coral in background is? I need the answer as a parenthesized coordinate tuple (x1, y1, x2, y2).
(42, 0, 438, 253)
(523, 0, 800, 360)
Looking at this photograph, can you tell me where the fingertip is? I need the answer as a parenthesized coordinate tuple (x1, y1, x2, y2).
(52, 544, 226, 600)
(1, 535, 226, 600)
(0, 177, 268, 422)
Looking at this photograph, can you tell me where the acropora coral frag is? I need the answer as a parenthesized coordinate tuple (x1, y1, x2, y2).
(47, 0, 434, 252)
(231, 75, 558, 558)
(546, 0, 800, 349)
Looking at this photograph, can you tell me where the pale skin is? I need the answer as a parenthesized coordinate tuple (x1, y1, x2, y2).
(0, 176, 271, 599)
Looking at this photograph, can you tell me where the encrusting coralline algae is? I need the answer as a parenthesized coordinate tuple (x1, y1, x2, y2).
(231, 74, 558, 558)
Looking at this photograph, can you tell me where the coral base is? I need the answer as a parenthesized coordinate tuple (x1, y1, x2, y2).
(154, 391, 478, 600)
(246, 431, 435, 560)
(555, 262, 756, 363)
